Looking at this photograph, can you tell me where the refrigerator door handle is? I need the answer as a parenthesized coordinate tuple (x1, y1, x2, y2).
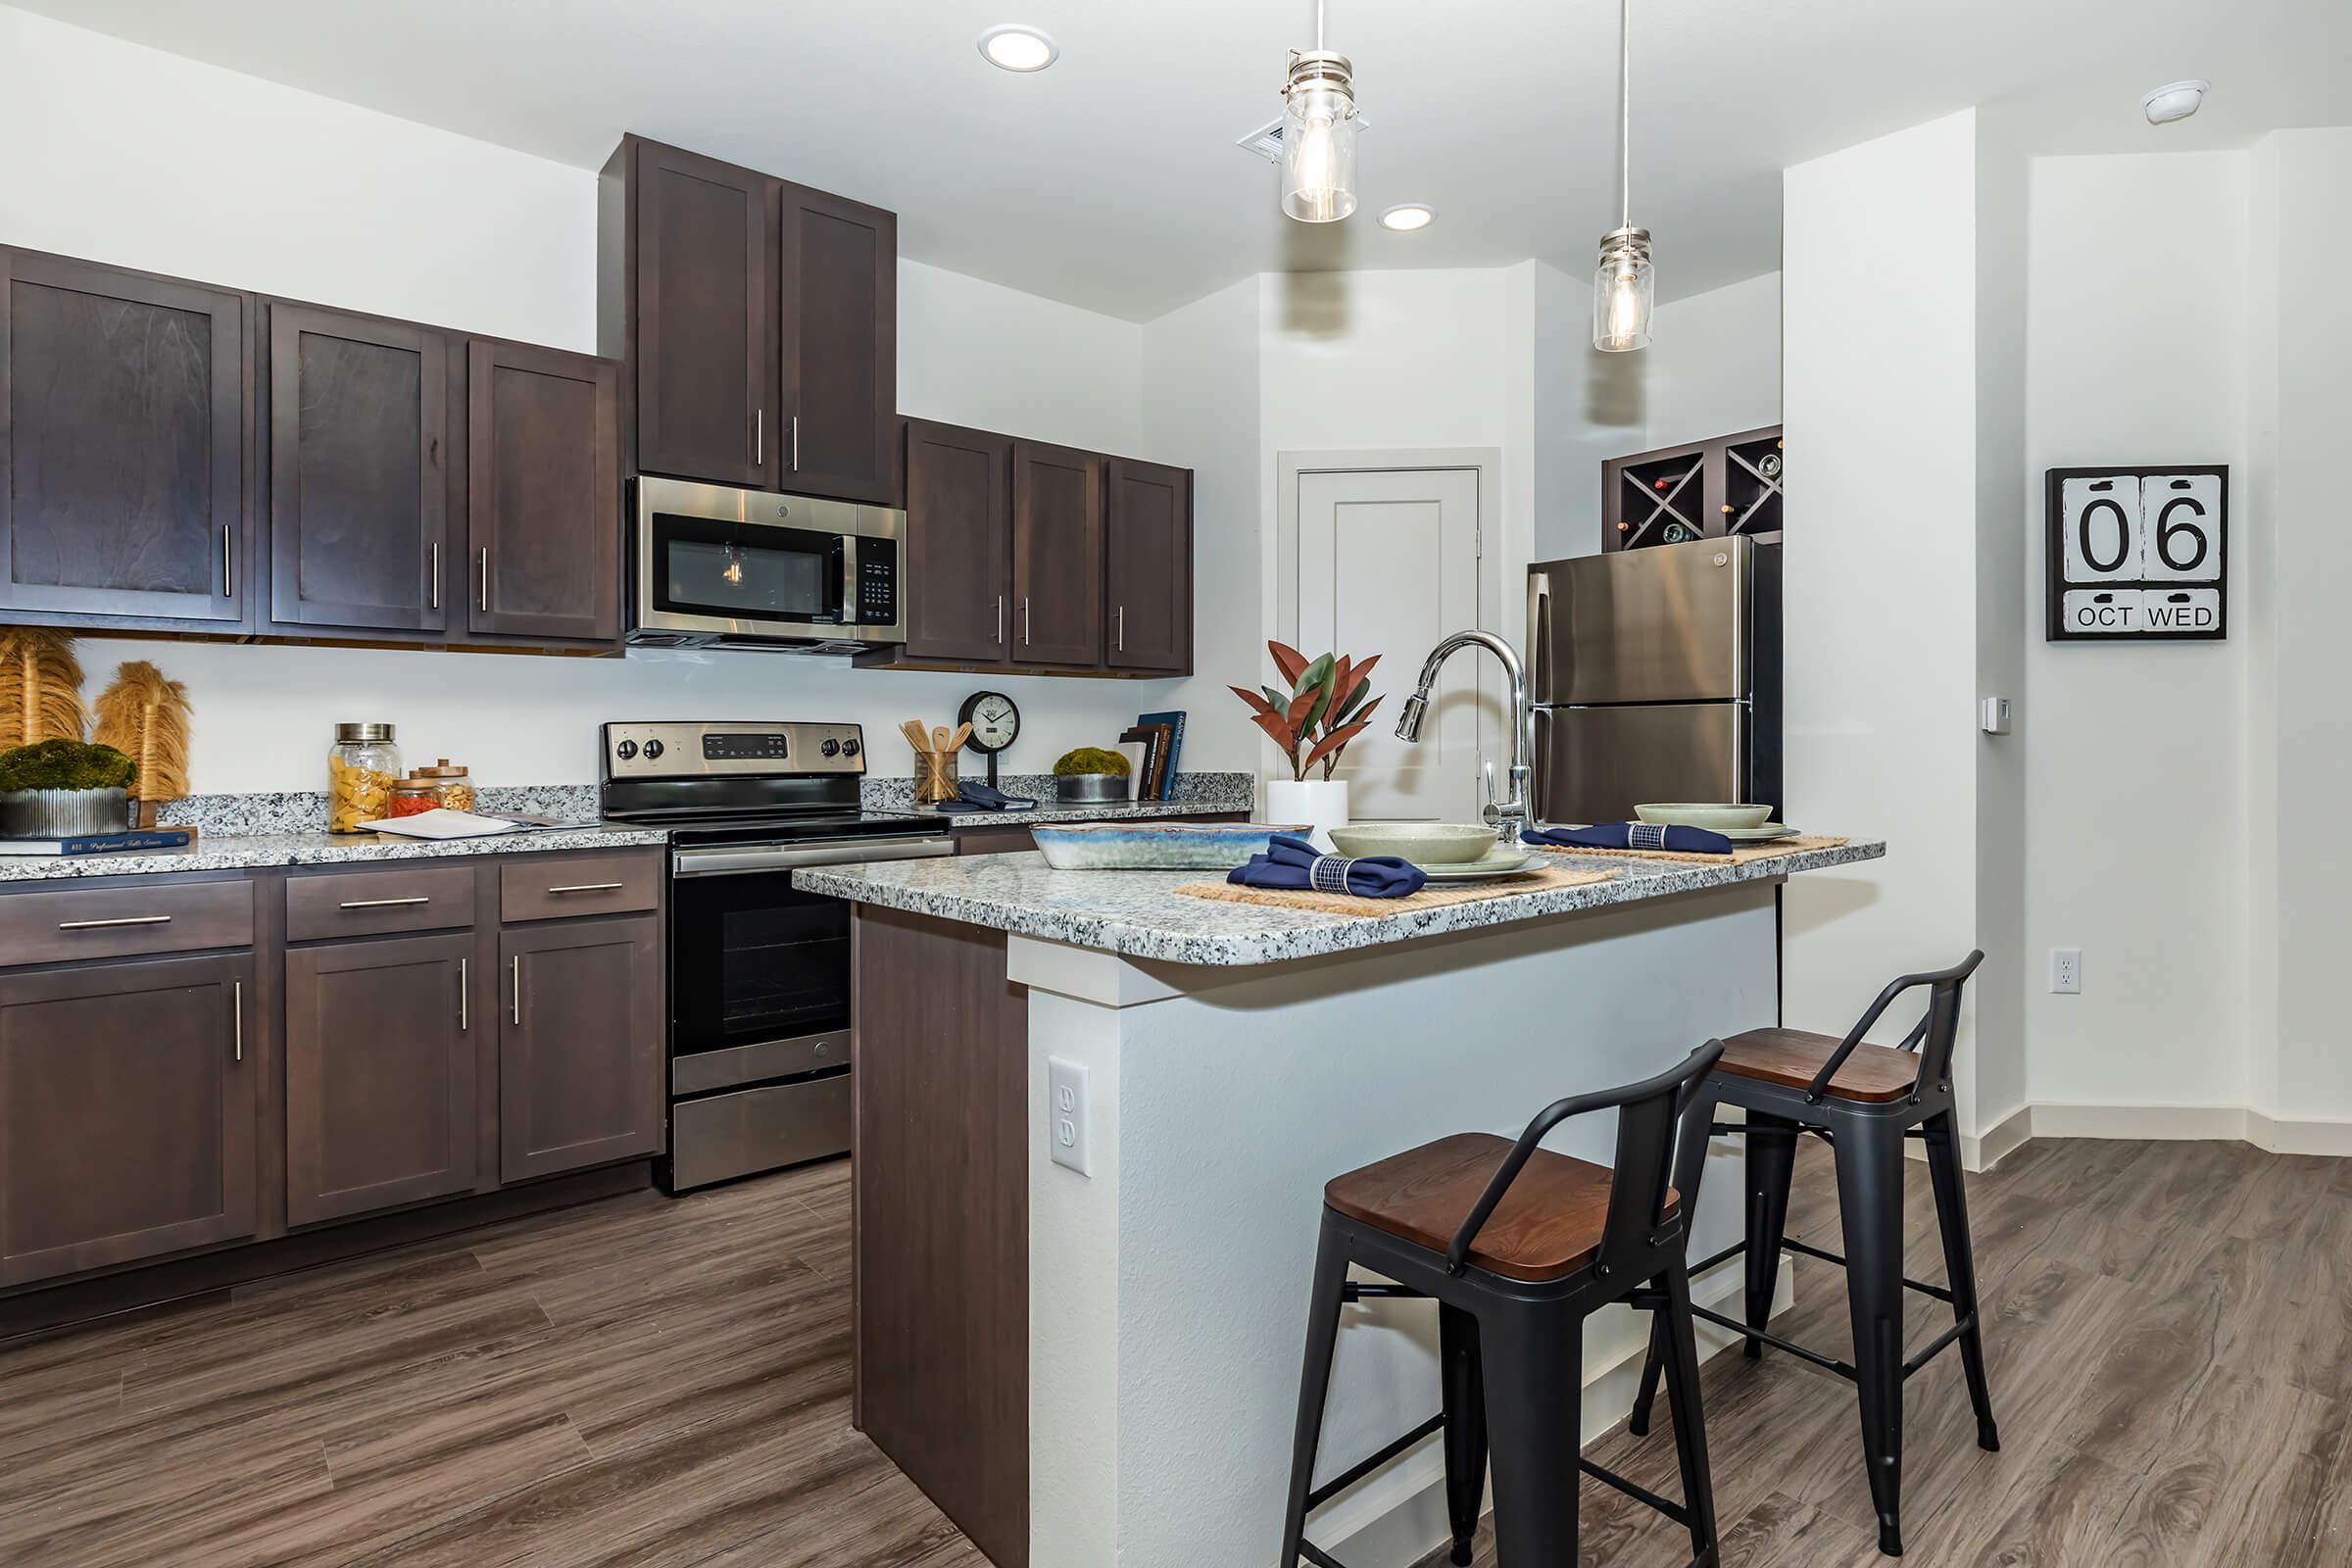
(1527, 568, 1553, 706)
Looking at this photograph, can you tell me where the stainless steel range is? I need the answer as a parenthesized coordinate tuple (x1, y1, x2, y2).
(600, 720, 955, 1192)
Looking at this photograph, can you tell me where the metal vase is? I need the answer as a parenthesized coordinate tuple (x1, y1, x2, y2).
(1055, 773, 1131, 804)
(0, 788, 130, 839)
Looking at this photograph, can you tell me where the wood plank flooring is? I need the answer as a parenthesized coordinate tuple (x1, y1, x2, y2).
(2, 1138, 2344, 1567)
(1421, 1136, 2352, 1567)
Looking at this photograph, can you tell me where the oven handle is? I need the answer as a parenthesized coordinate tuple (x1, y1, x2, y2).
(671, 836, 958, 878)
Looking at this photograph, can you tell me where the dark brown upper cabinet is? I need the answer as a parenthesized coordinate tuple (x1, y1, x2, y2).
(777, 183, 898, 504)
(1011, 440, 1104, 668)
(0, 249, 250, 631)
(1104, 459, 1193, 674)
(900, 419, 1012, 664)
(266, 302, 450, 634)
(0, 952, 257, 1287)
(601, 136, 899, 505)
(624, 139, 772, 488)
(466, 339, 620, 643)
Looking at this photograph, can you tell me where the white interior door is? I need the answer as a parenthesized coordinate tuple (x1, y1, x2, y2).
(1293, 466, 1488, 822)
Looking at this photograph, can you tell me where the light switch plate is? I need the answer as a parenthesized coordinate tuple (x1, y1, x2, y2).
(1048, 1056, 1092, 1176)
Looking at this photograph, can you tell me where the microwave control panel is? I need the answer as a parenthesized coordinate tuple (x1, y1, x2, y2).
(853, 536, 899, 626)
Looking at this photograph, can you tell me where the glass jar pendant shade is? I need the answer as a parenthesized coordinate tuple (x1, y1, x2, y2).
(1281, 2, 1358, 223)
(1593, 227, 1653, 352)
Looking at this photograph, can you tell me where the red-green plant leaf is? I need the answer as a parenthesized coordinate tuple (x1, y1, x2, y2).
(1249, 711, 1298, 756)
(1261, 685, 1291, 712)
(1228, 685, 1278, 720)
(1332, 654, 1381, 720)
(1298, 655, 1339, 735)
(1301, 718, 1369, 773)
(1285, 686, 1318, 730)
(1268, 640, 1310, 685)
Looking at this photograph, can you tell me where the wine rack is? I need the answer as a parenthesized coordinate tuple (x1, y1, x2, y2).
(1602, 424, 1784, 553)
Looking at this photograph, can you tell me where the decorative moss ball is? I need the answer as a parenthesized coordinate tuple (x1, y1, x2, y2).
(1053, 746, 1131, 778)
(0, 739, 137, 793)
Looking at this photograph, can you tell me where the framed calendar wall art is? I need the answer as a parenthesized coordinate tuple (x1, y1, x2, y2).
(2045, 466, 2228, 642)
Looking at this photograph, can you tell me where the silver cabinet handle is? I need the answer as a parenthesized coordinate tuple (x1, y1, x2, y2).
(58, 913, 172, 931)
(791, 415, 801, 471)
(511, 955, 521, 1026)
(547, 881, 624, 895)
(340, 896, 430, 909)
(459, 956, 469, 1033)
(1117, 606, 1125, 652)
(1022, 597, 1032, 645)
(221, 524, 234, 596)
(478, 548, 490, 612)
(997, 594, 1005, 646)
(232, 979, 244, 1064)
(429, 541, 440, 611)
(756, 409, 763, 466)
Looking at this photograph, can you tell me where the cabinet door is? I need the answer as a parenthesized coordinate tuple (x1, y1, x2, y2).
(466, 339, 620, 643)
(634, 141, 772, 487)
(1011, 439, 1103, 668)
(284, 933, 477, 1228)
(902, 419, 1011, 664)
(1104, 458, 1193, 673)
(0, 954, 256, 1286)
(777, 183, 897, 504)
(0, 250, 247, 627)
(267, 302, 449, 632)
(500, 915, 662, 1184)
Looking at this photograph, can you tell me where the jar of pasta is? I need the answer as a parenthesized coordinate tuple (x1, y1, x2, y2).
(413, 758, 473, 812)
(326, 723, 400, 833)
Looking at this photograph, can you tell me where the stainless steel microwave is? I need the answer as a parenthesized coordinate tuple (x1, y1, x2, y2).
(629, 477, 906, 653)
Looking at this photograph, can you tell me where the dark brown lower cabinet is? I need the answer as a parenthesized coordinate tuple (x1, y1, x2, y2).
(0, 954, 257, 1287)
(500, 914, 664, 1183)
(284, 933, 477, 1228)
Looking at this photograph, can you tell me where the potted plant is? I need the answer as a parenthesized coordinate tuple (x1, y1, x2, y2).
(0, 738, 137, 839)
(1230, 643, 1379, 850)
(1053, 746, 1133, 804)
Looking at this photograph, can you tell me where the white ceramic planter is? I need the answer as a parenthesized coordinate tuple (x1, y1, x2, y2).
(1263, 777, 1349, 853)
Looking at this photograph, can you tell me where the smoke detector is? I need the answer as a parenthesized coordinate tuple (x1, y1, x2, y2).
(2142, 79, 2208, 125)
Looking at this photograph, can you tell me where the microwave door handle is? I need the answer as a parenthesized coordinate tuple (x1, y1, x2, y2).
(839, 535, 858, 624)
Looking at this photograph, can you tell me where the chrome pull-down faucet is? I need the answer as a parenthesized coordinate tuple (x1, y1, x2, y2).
(1395, 630, 1537, 843)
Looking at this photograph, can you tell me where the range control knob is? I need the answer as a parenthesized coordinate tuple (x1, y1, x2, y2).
(820, 739, 842, 758)
(614, 740, 638, 760)
(841, 738, 860, 758)
(642, 739, 665, 760)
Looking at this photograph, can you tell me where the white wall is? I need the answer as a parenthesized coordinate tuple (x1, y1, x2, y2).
(0, 7, 1200, 793)
(1782, 111, 1987, 1128)
(1638, 271, 1785, 453)
(2022, 151, 2251, 1116)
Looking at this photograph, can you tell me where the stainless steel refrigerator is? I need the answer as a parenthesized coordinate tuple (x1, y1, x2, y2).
(1526, 536, 1782, 825)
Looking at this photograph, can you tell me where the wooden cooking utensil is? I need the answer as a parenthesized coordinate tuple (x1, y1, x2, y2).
(934, 725, 952, 755)
(948, 721, 972, 753)
(901, 718, 932, 754)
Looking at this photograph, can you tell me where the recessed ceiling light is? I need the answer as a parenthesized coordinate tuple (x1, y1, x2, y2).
(978, 24, 1058, 73)
(1379, 204, 1435, 232)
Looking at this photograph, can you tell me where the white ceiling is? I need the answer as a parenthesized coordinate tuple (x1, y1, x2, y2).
(19, 0, 2352, 321)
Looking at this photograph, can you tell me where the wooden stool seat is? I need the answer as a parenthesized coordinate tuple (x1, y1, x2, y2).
(1325, 1132, 1678, 1282)
(1716, 1026, 1921, 1102)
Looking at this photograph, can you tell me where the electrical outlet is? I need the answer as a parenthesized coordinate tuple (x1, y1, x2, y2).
(1048, 1056, 1091, 1176)
(2050, 949, 2082, 994)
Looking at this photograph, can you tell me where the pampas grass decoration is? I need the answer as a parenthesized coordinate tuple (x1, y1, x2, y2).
(0, 627, 86, 751)
(93, 661, 193, 808)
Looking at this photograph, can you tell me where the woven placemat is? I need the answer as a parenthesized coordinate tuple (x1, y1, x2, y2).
(1172, 862, 1617, 919)
(1528, 833, 1848, 867)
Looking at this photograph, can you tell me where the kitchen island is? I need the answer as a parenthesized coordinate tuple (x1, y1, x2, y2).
(798, 838, 1882, 1568)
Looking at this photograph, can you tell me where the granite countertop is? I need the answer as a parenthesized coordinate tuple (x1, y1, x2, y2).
(0, 823, 671, 882)
(920, 795, 1258, 827)
(793, 839, 1887, 966)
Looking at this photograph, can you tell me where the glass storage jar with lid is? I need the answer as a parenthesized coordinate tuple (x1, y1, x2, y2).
(413, 758, 473, 812)
(326, 722, 401, 833)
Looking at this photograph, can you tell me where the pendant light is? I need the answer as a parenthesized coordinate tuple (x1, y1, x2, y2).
(1593, 0, 1653, 352)
(1281, 0, 1359, 223)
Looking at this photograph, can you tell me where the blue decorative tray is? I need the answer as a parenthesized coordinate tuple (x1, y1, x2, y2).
(1031, 821, 1305, 870)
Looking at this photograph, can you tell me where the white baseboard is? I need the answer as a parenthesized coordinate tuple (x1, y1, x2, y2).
(1319, 1263, 1790, 1567)
(1990, 1102, 2352, 1158)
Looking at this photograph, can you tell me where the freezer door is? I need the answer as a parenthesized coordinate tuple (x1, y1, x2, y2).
(1528, 537, 1748, 705)
(1534, 704, 1743, 825)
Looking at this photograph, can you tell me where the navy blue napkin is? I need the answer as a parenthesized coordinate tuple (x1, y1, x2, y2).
(1227, 833, 1429, 899)
(1524, 822, 1735, 855)
(953, 780, 1037, 811)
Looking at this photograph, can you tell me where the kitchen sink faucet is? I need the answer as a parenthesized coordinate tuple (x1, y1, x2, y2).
(1395, 630, 1536, 844)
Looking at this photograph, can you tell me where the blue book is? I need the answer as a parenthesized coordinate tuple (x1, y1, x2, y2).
(1135, 710, 1186, 801)
(0, 828, 194, 858)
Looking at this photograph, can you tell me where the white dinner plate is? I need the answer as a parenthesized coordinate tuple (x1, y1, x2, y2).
(1716, 823, 1798, 843)
(1417, 850, 1545, 881)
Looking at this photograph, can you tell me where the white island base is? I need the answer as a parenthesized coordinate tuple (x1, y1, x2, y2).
(1017, 883, 1781, 1567)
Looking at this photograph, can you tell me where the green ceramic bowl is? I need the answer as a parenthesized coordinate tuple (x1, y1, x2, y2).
(1634, 803, 1774, 830)
(1327, 823, 1498, 864)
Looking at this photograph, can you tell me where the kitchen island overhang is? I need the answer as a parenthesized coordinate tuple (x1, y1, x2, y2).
(804, 841, 1885, 1568)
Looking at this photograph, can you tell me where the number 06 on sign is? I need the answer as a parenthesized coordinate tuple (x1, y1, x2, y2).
(2045, 466, 2228, 642)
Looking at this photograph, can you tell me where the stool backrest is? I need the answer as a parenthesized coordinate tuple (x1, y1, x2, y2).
(1804, 949, 1984, 1103)
(1446, 1040, 1726, 1283)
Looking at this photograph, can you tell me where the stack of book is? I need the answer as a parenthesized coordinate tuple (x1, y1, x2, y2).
(1118, 710, 1186, 802)
(0, 827, 194, 858)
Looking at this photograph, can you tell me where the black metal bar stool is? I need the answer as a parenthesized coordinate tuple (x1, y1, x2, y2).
(1279, 1042, 1726, 1568)
(1627, 951, 1996, 1558)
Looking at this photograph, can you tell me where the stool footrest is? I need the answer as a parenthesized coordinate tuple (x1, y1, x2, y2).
(1299, 1543, 1349, 1568)
(1338, 1282, 1427, 1303)
(1777, 1236, 1957, 1302)
(1579, 1455, 1692, 1528)
(1902, 1314, 1976, 1379)
(1303, 1411, 1446, 1511)
(1688, 1301, 1856, 1379)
